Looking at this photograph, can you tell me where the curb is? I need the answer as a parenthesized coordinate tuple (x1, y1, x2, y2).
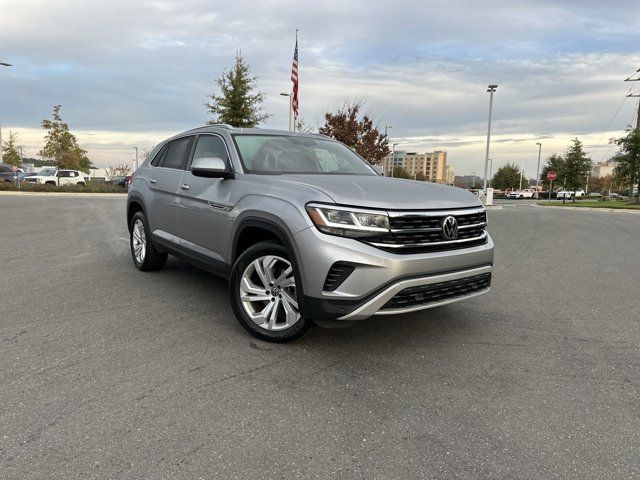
(534, 204, 640, 215)
(0, 191, 126, 198)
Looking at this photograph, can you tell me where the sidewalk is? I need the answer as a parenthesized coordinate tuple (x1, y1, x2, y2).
(0, 191, 125, 198)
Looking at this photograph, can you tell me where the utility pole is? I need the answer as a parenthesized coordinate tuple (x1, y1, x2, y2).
(624, 68, 640, 197)
(482, 85, 498, 198)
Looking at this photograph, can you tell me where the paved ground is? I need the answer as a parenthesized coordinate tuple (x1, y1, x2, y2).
(1, 195, 639, 479)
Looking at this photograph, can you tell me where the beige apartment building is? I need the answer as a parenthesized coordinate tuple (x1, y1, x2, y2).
(382, 150, 448, 183)
(591, 161, 617, 178)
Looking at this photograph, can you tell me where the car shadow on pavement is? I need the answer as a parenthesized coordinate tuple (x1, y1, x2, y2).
(156, 257, 489, 353)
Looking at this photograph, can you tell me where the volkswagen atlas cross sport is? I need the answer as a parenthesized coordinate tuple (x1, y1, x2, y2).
(127, 125, 494, 342)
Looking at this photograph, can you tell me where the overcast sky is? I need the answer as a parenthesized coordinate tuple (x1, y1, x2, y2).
(1, 0, 640, 175)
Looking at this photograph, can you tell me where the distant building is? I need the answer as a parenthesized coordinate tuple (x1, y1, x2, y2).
(381, 150, 447, 183)
(445, 166, 455, 185)
(591, 161, 617, 178)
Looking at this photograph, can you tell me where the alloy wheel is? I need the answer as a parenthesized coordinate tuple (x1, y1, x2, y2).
(239, 255, 300, 331)
(132, 218, 146, 264)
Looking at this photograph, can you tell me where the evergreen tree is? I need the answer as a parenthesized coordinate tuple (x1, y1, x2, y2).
(1, 131, 22, 166)
(39, 105, 93, 173)
(562, 138, 592, 202)
(492, 162, 525, 190)
(205, 54, 269, 127)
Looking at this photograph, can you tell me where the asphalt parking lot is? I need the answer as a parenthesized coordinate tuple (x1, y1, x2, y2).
(1, 194, 639, 479)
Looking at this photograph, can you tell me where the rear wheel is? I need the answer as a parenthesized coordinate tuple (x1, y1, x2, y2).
(129, 211, 167, 271)
(230, 242, 312, 342)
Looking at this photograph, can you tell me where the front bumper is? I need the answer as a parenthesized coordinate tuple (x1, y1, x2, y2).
(294, 226, 494, 320)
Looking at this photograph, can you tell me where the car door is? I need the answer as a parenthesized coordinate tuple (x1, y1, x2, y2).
(177, 134, 236, 263)
(57, 170, 72, 185)
(145, 136, 194, 243)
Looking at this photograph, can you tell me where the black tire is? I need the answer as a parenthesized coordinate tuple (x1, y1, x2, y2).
(229, 241, 312, 343)
(129, 211, 167, 271)
(45, 181, 56, 186)
(77, 182, 85, 187)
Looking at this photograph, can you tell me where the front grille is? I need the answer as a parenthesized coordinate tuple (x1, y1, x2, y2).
(381, 273, 491, 310)
(365, 209, 487, 253)
(323, 262, 356, 291)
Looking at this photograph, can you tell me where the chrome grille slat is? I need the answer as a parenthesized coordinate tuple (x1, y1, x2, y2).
(364, 208, 488, 253)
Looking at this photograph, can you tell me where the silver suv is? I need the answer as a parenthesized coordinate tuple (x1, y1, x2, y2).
(127, 126, 494, 342)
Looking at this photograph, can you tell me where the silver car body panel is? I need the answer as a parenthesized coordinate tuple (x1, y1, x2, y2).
(128, 126, 494, 321)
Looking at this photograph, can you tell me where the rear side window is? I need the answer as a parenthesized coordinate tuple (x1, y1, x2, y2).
(158, 136, 193, 170)
(192, 135, 229, 165)
(150, 145, 167, 167)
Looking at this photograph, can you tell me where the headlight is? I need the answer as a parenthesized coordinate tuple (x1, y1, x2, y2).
(305, 203, 390, 238)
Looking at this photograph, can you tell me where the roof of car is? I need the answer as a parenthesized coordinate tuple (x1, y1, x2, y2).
(175, 125, 330, 141)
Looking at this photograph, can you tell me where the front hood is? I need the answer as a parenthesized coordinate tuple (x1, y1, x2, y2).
(273, 174, 482, 210)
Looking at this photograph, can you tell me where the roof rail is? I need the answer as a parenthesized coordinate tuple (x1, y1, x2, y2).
(207, 123, 234, 129)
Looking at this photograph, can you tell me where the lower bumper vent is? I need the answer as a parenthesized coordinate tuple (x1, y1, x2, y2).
(323, 262, 356, 292)
(381, 273, 491, 310)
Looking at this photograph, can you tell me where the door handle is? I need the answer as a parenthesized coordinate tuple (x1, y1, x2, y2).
(179, 184, 190, 190)
(149, 178, 157, 184)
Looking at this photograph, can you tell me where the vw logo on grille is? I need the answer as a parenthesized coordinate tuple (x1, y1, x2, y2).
(441, 215, 459, 240)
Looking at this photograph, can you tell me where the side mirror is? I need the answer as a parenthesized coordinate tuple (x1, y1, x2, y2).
(190, 157, 234, 179)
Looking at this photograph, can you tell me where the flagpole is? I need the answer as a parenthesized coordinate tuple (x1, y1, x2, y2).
(293, 29, 298, 132)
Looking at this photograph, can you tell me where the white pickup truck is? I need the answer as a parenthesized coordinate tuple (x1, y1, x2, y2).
(23, 168, 87, 186)
(556, 188, 585, 200)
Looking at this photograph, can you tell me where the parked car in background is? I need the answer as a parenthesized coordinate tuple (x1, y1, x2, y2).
(506, 188, 535, 199)
(556, 188, 585, 200)
(127, 126, 494, 342)
(587, 192, 603, 198)
(0, 163, 19, 183)
(23, 168, 87, 186)
(111, 175, 128, 187)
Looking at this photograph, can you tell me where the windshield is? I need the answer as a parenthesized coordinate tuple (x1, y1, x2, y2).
(232, 134, 377, 175)
(37, 169, 56, 177)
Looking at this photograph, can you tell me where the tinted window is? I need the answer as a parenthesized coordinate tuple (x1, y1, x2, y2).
(232, 135, 376, 175)
(150, 144, 167, 167)
(161, 137, 193, 170)
(192, 135, 229, 165)
(58, 171, 71, 177)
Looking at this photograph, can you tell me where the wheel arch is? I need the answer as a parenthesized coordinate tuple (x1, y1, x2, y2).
(231, 217, 307, 297)
(127, 195, 147, 232)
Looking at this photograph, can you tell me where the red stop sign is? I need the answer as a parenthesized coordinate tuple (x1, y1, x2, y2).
(547, 171, 557, 181)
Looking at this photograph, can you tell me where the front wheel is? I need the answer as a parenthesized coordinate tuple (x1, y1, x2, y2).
(229, 242, 312, 343)
(129, 211, 167, 271)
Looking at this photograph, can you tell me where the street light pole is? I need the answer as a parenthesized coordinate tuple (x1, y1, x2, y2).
(384, 125, 392, 137)
(482, 84, 498, 198)
(391, 143, 398, 177)
(488, 159, 493, 188)
(471, 171, 476, 189)
(280, 93, 293, 132)
(535, 142, 542, 198)
(0, 62, 13, 164)
(133, 147, 139, 170)
(519, 158, 524, 190)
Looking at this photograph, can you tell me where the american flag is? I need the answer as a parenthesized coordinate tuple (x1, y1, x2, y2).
(291, 35, 299, 119)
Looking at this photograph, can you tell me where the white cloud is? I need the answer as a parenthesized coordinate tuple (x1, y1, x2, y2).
(1, 0, 639, 172)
